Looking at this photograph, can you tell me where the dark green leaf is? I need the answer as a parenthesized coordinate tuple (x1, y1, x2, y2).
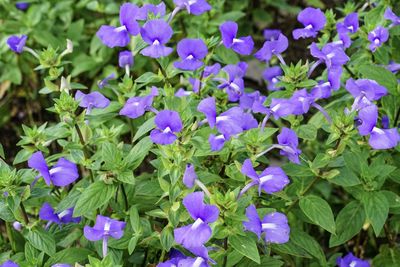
(228, 234, 260, 264)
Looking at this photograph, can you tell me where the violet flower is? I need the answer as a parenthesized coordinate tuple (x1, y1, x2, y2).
(277, 127, 302, 163)
(239, 91, 268, 114)
(7, 35, 27, 54)
(215, 62, 247, 101)
(356, 105, 400, 150)
(293, 8, 326, 39)
(51, 264, 71, 267)
(39, 203, 80, 229)
(220, 21, 254, 55)
(203, 63, 221, 77)
(345, 78, 387, 111)
(0, 261, 19, 267)
(157, 250, 186, 267)
(75, 90, 110, 114)
(309, 42, 349, 74)
(138, 2, 166, 20)
(96, 3, 140, 48)
(28, 151, 79, 187)
(336, 252, 370, 267)
(150, 110, 183, 145)
(368, 26, 389, 52)
(243, 205, 290, 244)
(337, 13, 359, 34)
(384, 8, 400, 27)
(15, 2, 29, 10)
(98, 73, 116, 89)
(239, 159, 289, 197)
(173, 0, 211, 16)
(263, 66, 283, 91)
(119, 87, 158, 119)
(84, 215, 126, 258)
(12, 221, 22, 231)
(177, 257, 210, 267)
(255, 33, 288, 64)
(183, 164, 211, 197)
(263, 29, 281, 41)
(174, 38, 208, 71)
(386, 61, 400, 73)
(175, 88, 193, 97)
(118, 50, 133, 76)
(140, 19, 173, 58)
(174, 192, 219, 249)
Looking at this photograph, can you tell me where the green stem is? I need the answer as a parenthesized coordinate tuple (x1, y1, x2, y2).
(121, 184, 129, 212)
(74, 124, 94, 182)
(5, 222, 16, 251)
(223, 237, 228, 267)
(20, 202, 29, 224)
(287, 177, 319, 212)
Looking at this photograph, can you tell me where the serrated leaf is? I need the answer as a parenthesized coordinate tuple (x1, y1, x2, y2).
(73, 182, 117, 217)
(27, 228, 56, 256)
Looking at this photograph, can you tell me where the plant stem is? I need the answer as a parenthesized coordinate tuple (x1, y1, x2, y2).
(5, 222, 16, 251)
(20, 202, 29, 224)
(74, 124, 94, 182)
(287, 177, 319, 212)
(344, 64, 356, 78)
(223, 237, 228, 267)
(121, 184, 129, 211)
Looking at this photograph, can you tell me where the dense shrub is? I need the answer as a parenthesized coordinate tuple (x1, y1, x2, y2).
(0, 0, 400, 266)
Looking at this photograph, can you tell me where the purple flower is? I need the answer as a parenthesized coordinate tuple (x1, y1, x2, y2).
(368, 26, 389, 52)
(382, 115, 390, 129)
(175, 88, 193, 97)
(138, 2, 166, 20)
(174, 192, 219, 249)
(310, 42, 349, 70)
(277, 128, 302, 164)
(386, 61, 400, 73)
(0, 261, 19, 267)
(173, 0, 211, 15)
(177, 257, 209, 267)
(118, 50, 133, 68)
(12, 221, 22, 231)
(255, 33, 288, 62)
(120, 87, 158, 119)
(140, 19, 173, 58)
(98, 73, 116, 89)
(336, 252, 370, 267)
(208, 134, 227, 151)
(203, 63, 221, 77)
(183, 164, 197, 188)
(51, 264, 72, 267)
(157, 250, 186, 267)
(337, 12, 359, 34)
(39, 202, 80, 228)
(355, 105, 400, 149)
(384, 8, 400, 27)
(239, 91, 268, 114)
(356, 105, 378, 136)
(243, 205, 290, 244)
(15, 2, 29, 10)
(220, 21, 254, 55)
(216, 62, 247, 101)
(293, 8, 326, 39)
(75, 90, 110, 114)
(268, 98, 294, 119)
(289, 89, 315, 115)
(263, 66, 283, 91)
(28, 151, 79, 187)
(263, 29, 281, 41)
(84, 215, 126, 257)
(345, 79, 387, 111)
(7, 35, 27, 54)
(240, 159, 289, 196)
(311, 81, 333, 100)
(150, 110, 183, 145)
(174, 38, 208, 71)
(96, 3, 140, 48)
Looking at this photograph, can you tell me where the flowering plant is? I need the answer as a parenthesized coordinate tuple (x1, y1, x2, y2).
(0, 1, 400, 266)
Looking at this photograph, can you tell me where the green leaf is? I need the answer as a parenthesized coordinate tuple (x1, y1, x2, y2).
(124, 136, 153, 170)
(358, 64, 399, 95)
(160, 226, 174, 251)
(297, 124, 318, 140)
(45, 248, 93, 266)
(129, 206, 142, 234)
(128, 235, 139, 255)
(135, 72, 163, 85)
(329, 201, 365, 247)
(299, 195, 336, 234)
(290, 228, 327, 266)
(373, 245, 400, 267)
(362, 191, 389, 236)
(73, 181, 117, 217)
(133, 117, 155, 142)
(13, 149, 32, 165)
(117, 171, 135, 185)
(213, 46, 240, 64)
(26, 228, 56, 256)
(228, 234, 260, 264)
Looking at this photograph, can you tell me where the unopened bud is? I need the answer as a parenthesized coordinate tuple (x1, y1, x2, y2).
(13, 221, 22, 231)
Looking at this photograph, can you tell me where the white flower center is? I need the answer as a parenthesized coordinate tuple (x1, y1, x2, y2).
(271, 78, 278, 83)
(259, 175, 274, 184)
(326, 52, 335, 59)
(349, 261, 357, 267)
(104, 221, 111, 232)
(49, 166, 63, 175)
(271, 103, 281, 112)
(372, 127, 384, 134)
(186, 54, 194, 60)
(262, 223, 277, 230)
(233, 38, 244, 44)
(115, 25, 127, 32)
(153, 39, 160, 46)
(193, 257, 204, 267)
(163, 127, 172, 133)
(305, 24, 313, 30)
(229, 82, 241, 92)
(374, 38, 380, 44)
(191, 218, 204, 230)
(57, 209, 71, 219)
